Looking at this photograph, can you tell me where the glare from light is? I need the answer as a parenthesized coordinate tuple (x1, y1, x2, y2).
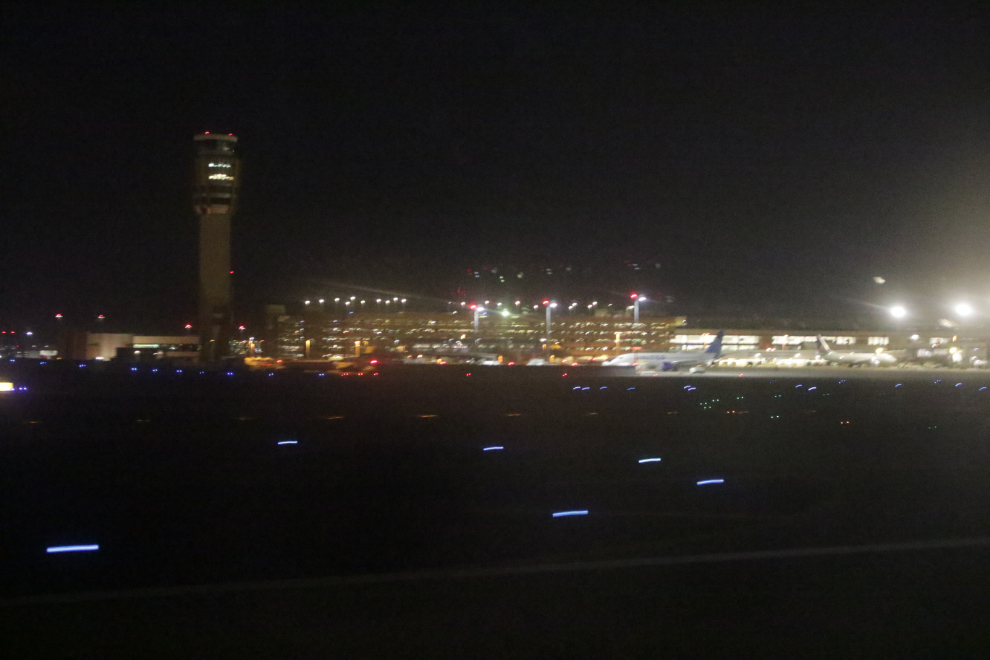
(277, 440, 298, 445)
(0, 382, 13, 392)
(46, 545, 99, 553)
(552, 510, 589, 517)
(501, 310, 509, 317)
(889, 305, 907, 319)
(304, 300, 311, 305)
(483, 446, 504, 451)
(697, 479, 725, 485)
(954, 302, 974, 317)
(638, 458, 662, 463)
(318, 299, 324, 304)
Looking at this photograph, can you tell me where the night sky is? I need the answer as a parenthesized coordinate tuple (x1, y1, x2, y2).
(3, 5, 989, 334)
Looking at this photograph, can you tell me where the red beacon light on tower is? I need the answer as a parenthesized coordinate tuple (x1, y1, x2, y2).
(630, 292, 638, 300)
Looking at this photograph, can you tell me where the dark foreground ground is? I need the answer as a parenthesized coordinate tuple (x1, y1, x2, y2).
(3, 363, 990, 657)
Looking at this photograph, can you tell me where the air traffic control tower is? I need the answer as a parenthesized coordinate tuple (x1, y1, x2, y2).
(193, 132, 240, 361)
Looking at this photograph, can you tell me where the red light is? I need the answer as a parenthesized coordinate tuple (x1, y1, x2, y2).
(184, 324, 192, 329)
(230, 270, 234, 275)
(542, 299, 549, 306)
(370, 360, 378, 364)
(630, 292, 638, 299)
(98, 315, 105, 319)
(562, 373, 568, 377)
(373, 372, 379, 376)
(228, 133, 233, 136)
(238, 325, 246, 330)
(466, 373, 471, 376)
(205, 131, 210, 134)
(508, 361, 515, 365)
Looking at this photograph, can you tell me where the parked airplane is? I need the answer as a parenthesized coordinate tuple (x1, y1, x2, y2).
(816, 335, 897, 366)
(605, 331, 724, 372)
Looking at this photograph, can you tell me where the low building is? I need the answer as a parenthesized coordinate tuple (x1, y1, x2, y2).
(58, 331, 198, 363)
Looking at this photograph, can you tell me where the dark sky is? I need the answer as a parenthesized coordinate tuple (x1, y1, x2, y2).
(2, 4, 989, 333)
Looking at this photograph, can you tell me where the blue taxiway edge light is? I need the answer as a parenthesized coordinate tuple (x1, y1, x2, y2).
(638, 458, 662, 463)
(47, 545, 99, 553)
(482, 446, 504, 451)
(552, 510, 589, 518)
(696, 479, 725, 486)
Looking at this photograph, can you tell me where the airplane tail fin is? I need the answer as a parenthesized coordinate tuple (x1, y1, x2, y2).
(704, 330, 725, 358)
(816, 335, 831, 353)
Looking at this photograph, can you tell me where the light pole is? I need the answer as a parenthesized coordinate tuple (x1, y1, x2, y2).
(544, 300, 556, 355)
(631, 293, 646, 322)
(473, 305, 485, 333)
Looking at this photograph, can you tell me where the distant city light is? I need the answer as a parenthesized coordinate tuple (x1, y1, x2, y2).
(873, 276, 886, 284)
(184, 324, 192, 329)
(304, 300, 311, 305)
(55, 314, 63, 318)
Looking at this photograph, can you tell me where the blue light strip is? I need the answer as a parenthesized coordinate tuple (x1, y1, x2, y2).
(638, 458, 662, 463)
(277, 440, 298, 445)
(696, 479, 724, 485)
(482, 446, 504, 451)
(46, 544, 99, 553)
(552, 510, 589, 517)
